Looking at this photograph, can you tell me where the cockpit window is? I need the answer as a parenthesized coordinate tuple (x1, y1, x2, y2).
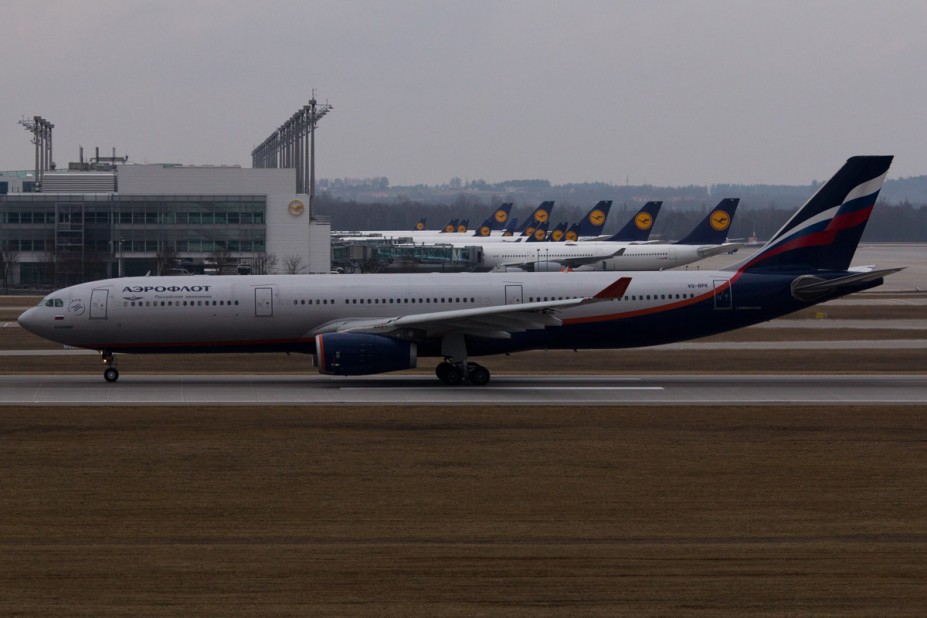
(43, 298, 64, 308)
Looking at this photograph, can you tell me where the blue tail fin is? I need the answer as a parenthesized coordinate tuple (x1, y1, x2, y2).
(490, 203, 513, 231)
(604, 201, 662, 242)
(473, 217, 493, 237)
(457, 219, 469, 233)
(547, 221, 568, 242)
(501, 217, 518, 237)
(518, 201, 555, 234)
(441, 218, 459, 233)
(675, 198, 739, 245)
(576, 201, 612, 237)
(563, 223, 581, 242)
(413, 217, 427, 231)
(730, 156, 893, 273)
(525, 220, 550, 242)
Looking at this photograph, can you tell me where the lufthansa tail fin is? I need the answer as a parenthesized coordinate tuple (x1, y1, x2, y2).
(501, 217, 518, 237)
(473, 216, 494, 237)
(563, 222, 581, 242)
(675, 198, 740, 245)
(728, 156, 893, 273)
(547, 221, 569, 242)
(490, 203, 513, 231)
(576, 201, 613, 237)
(604, 201, 662, 242)
(518, 201, 555, 234)
(525, 221, 551, 242)
(413, 217, 427, 231)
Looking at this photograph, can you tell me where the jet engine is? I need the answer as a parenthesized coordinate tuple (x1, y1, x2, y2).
(314, 333, 417, 375)
(532, 261, 565, 272)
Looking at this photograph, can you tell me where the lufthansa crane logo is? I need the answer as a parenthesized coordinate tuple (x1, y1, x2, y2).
(589, 209, 606, 226)
(478, 225, 491, 236)
(635, 212, 654, 230)
(494, 209, 508, 223)
(710, 210, 731, 231)
(550, 229, 565, 241)
(565, 230, 578, 241)
(288, 199, 305, 216)
(534, 209, 550, 223)
(534, 228, 547, 241)
(415, 221, 425, 231)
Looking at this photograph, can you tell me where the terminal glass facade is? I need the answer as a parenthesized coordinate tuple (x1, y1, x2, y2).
(0, 194, 267, 288)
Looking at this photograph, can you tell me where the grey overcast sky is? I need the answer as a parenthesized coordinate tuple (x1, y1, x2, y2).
(2, 0, 925, 187)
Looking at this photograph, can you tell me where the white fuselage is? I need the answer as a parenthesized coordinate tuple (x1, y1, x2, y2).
(479, 241, 740, 271)
(18, 271, 729, 352)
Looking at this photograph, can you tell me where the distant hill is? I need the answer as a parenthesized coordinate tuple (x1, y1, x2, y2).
(321, 175, 927, 210)
(317, 174, 927, 241)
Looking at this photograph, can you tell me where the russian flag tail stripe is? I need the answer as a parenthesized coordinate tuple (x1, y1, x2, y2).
(728, 156, 892, 273)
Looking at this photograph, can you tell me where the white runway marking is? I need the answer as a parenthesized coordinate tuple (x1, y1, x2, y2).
(341, 386, 665, 391)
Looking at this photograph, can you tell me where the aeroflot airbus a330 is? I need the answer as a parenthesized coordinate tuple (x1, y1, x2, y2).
(19, 156, 901, 386)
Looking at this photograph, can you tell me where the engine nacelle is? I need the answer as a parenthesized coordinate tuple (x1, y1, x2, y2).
(314, 333, 417, 376)
(532, 261, 565, 272)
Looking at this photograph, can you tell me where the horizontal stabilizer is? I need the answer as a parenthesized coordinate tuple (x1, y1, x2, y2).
(790, 267, 904, 302)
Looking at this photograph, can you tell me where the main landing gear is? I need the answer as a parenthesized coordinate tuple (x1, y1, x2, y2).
(435, 333, 490, 386)
(435, 361, 491, 386)
(101, 351, 119, 383)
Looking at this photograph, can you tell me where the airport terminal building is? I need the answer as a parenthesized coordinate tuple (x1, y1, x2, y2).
(0, 164, 331, 289)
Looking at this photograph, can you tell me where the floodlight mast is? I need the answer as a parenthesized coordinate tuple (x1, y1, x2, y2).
(251, 96, 333, 213)
(19, 115, 54, 191)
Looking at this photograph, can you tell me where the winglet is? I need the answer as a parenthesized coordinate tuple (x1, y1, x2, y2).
(594, 277, 632, 300)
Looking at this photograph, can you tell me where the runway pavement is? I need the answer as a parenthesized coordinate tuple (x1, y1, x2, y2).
(1, 373, 924, 406)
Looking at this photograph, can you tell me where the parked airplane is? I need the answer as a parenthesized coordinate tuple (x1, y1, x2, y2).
(479, 199, 740, 271)
(575, 198, 742, 271)
(18, 156, 899, 387)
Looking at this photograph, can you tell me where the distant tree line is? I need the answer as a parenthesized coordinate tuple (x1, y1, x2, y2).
(316, 193, 927, 242)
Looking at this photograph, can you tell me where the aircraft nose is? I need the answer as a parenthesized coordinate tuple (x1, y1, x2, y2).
(17, 307, 40, 335)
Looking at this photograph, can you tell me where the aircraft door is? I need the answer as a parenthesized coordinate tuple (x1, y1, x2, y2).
(713, 279, 732, 310)
(90, 288, 109, 319)
(505, 284, 523, 305)
(255, 287, 274, 317)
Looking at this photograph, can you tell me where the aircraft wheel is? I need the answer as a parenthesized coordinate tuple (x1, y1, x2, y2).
(467, 364, 490, 386)
(437, 363, 464, 385)
(103, 367, 120, 383)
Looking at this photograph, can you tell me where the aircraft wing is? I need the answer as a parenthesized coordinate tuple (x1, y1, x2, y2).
(555, 247, 633, 268)
(696, 242, 743, 257)
(311, 277, 631, 340)
(497, 247, 626, 270)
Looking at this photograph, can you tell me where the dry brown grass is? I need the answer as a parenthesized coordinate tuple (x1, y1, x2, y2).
(1, 405, 926, 616)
